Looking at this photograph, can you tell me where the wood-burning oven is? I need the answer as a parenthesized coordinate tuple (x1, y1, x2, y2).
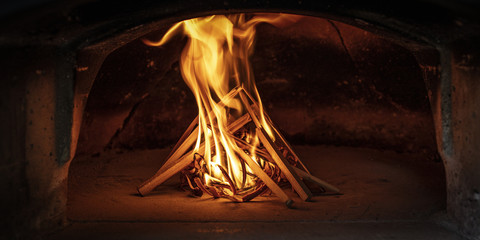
(1, 1, 479, 239)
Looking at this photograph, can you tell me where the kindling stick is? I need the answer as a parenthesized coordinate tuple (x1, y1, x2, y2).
(233, 143, 293, 207)
(157, 88, 247, 174)
(246, 91, 311, 174)
(256, 127, 313, 201)
(238, 88, 313, 201)
(292, 166, 340, 194)
(137, 113, 251, 196)
(138, 144, 206, 196)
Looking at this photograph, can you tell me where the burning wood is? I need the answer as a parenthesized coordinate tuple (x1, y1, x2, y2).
(138, 14, 339, 207)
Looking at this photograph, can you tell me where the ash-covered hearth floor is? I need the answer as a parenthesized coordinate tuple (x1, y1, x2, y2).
(50, 145, 457, 239)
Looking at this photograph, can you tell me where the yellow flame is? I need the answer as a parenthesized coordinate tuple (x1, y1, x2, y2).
(144, 13, 298, 192)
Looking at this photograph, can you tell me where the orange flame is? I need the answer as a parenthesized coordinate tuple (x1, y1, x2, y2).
(144, 13, 299, 193)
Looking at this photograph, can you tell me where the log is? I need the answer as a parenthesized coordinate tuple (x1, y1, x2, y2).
(256, 127, 313, 201)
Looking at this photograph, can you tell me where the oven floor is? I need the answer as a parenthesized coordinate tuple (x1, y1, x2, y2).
(47, 221, 464, 240)
(67, 145, 445, 222)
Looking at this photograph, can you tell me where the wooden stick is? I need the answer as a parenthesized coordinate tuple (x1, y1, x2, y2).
(233, 145, 293, 207)
(159, 109, 250, 175)
(238, 90, 262, 128)
(239, 92, 312, 201)
(227, 114, 251, 133)
(270, 121, 311, 174)
(166, 116, 198, 160)
(159, 126, 198, 173)
(256, 127, 313, 201)
(232, 136, 272, 162)
(247, 95, 311, 174)
(292, 166, 340, 193)
(180, 86, 240, 145)
(138, 113, 252, 196)
(138, 144, 206, 196)
(159, 87, 243, 173)
(171, 86, 240, 153)
(216, 86, 242, 109)
(239, 87, 310, 173)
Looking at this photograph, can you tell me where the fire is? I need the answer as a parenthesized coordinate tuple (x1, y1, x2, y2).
(139, 13, 337, 204)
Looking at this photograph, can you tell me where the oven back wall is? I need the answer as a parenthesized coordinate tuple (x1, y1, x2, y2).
(76, 16, 437, 157)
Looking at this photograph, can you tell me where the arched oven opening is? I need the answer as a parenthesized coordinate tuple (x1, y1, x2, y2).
(1, 1, 479, 239)
(69, 13, 445, 224)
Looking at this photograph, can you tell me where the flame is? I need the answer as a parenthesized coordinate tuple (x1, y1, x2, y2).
(144, 14, 299, 194)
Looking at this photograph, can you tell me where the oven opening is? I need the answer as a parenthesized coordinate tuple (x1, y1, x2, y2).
(67, 13, 445, 225)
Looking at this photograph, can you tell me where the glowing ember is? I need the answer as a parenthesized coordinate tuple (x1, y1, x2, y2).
(138, 13, 339, 206)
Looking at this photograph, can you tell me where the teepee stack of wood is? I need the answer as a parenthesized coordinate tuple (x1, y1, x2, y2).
(138, 86, 339, 207)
